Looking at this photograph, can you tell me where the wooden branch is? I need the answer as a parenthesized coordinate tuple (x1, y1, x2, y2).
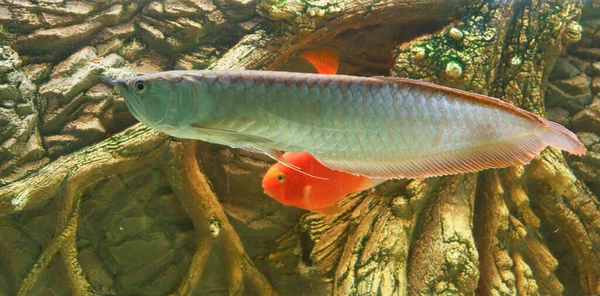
(258, 0, 462, 70)
(298, 179, 433, 295)
(15, 127, 164, 295)
(56, 185, 93, 296)
(59, 233, 93, 296)
(407, 174, 479, 295)
(0, 21, 300, 295)
(17, 201, 80, 296)
(0, 125, 168, 216)
(511, 252, 539, 294)
(501, 167, 563, 294)
(528, 150, 600, 295)
(163, 141, 278, 296)
(171, 236, 213, 296)
(390, 1, 594, 294)
(162, 141, 217, 295)
(473, 170, 516, 295)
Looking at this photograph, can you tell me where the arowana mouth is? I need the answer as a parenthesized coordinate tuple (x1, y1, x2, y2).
(98, 76, 115, 85)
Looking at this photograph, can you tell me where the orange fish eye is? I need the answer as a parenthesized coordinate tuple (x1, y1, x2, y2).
(277, 173, 285, 183)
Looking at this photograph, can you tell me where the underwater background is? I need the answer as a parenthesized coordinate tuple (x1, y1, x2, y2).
(0, 0, 599, 295)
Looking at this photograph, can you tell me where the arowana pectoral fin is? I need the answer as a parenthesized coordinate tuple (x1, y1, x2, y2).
(190, 124, 329, 180)
(259, 148, 329, 180)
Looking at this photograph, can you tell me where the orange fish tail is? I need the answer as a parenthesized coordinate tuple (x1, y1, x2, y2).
(300, 48, 339, 75)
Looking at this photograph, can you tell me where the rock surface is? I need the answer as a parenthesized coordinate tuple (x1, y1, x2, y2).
(37, 47, 138, 157)
(549, 9, 600, 195)
(0, 46, 45, 185)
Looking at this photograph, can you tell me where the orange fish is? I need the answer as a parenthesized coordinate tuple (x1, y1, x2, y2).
(262, 49, 384, 213)
(262, 152, 384, 213)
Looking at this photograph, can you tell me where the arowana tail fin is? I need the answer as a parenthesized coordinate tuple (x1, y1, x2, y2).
(542, 120, 586, 156)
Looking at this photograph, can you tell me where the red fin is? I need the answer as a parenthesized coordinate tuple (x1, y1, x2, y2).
(300, 48, 339, 75)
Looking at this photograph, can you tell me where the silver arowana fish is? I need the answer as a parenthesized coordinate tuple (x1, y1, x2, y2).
(106, 70, 586, 179)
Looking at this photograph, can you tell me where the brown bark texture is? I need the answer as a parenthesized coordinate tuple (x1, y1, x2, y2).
(0, 0, 598, 295)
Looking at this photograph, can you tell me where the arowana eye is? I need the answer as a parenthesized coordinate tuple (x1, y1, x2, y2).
(277, 174, 285, 182)
(133, 79, 148, 94)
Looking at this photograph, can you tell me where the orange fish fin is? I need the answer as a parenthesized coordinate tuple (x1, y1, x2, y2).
(300, 48, 339, 75)
(315, 205, 343, 215)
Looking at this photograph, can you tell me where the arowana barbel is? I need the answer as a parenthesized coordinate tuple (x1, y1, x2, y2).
(106, 70, 586, 179)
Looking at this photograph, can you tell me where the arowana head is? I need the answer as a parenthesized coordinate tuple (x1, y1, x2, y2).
(102, 72, 197, 132)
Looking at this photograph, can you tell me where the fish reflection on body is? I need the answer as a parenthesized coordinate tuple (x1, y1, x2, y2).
(105, 55, 586, 183)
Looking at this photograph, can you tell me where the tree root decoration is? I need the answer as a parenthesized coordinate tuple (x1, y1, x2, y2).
(528, 150, 600, 295)
(163, 140, 278, 296)
(501, 167, 563, 295)
(511, 252, 539, 295)
(407, 174, 479, 295)
(59, 232, 93, 296)
(14, 126, 169, 295)
(256, 0, 462, 71)
(386, 0, 596, 294)
(17, 200, 80, 296)
(56, 176, 93, 296)
(473, 166, 567, 295)
(1, 24, 294, 294)
(472, 170, 517, 295)
(170, 234, 213, 296)
(297, 179, 432, 295)
(0, 125, 169, 215)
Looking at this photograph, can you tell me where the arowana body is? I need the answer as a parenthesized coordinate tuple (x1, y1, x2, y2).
(261, 49, 385, 213)
(108, 70, 586, 179)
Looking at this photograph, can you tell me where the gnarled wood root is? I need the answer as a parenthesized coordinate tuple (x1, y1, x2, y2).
(163, 140, 278, 296)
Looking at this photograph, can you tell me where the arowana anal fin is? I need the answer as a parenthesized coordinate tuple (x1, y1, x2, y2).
(315, 133, 567, 179)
